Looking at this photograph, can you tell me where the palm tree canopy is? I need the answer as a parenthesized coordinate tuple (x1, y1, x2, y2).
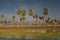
(47, 17, 51, 21)
(20, 17, 22, 21)
(39, 16, 44, 20)
(23, 17, 26, 20)
(44, 8, 48, 12)
(22, 9, 26, 16)
(12, 16, 16, 19)
(35, 14, 39, 18)
(20, 16, 26, 21)
(46, 20, 50, 24)
(29, 9, 34, 16)
(43, 8, 48, 15)
(54, 19, 57, 22)
(33, 15, 35, 18)
(43, 12, 48, 15)
(17, 9, 21, 15)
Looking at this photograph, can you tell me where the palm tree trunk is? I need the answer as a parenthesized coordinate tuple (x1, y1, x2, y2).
(17, 15, 21, 24)
(43, 18, 45, 25)
(30, 17, 32, 25)
(43, 15, 45, 25)
(36, 18, 38, 25)
(22, 20, 23, 26)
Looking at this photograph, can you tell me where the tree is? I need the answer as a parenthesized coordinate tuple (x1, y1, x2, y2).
(39, 16, 44, 24)
(22, 9, 26, 16)
(54, 19, 58, 25)
(46, 17, 51, 24)
(29, 9, 34, 16)
(20, 16, 26, 25)
(21, 9, 26, 25)
(17, 9, 21, 24)
(28, 9, 34, 24)
(43, 8, 48, 15)
(43, 8, 48, 24)
(12, 16, 16, 24)
(0, 14, 4, 24)
(58, 20, 60, 24)
(17, 9, 21, 16)
(50, 20, 54, 24)
(39, 16, 44, 20)
(34, 14, 39, 24)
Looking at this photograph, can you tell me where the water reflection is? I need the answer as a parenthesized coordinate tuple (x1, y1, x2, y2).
(0, 37, 60, 40)
(0, 37, 20, 40)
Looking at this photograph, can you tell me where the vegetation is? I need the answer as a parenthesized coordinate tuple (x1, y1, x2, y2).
(0, 8, 60, 25)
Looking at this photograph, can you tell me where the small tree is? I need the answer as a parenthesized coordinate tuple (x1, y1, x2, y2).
(34, 14, 39, 24)
(12, 16, 16, 24)
(46, 17, 51, 24)
(39, 16, 44, 24)
(20, 16, 26, 25)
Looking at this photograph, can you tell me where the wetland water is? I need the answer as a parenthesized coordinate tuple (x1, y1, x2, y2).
(0, 37, 60, 40)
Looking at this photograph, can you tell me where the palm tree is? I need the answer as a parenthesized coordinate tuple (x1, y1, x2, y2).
(22, 9, 26, 16)
(28, 9, 34, 24)
(17, 9, 21, 24)
(22, 17, 26, 25)
(39, 16, 44, 24)
(34, 14, 39, 24)
(54, 19, 58, 25)
(21, 9, 26, 25)
(17, 9, 21, 16)
(43, 8, 48, 15)
(43, 8, 48, 24)
(0, 14, 4, 24)
(12, 16, 16, 24)
(58, 20, 60, 24)
(46, 17, 51, 24)
(20, 16, 26, 25)
(39, 16, 44, 20)
(50, 20, 54, 25)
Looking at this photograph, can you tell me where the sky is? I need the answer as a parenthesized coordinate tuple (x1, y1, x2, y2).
(0, 0, 60, 23)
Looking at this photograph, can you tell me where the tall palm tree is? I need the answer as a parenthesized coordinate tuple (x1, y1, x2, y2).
(28, 9, 34, 24)
(21, 9, 26, 25)
(43, 8, 48, 24)
(17, 9, 21, 24)
(12, 16, 16, 24)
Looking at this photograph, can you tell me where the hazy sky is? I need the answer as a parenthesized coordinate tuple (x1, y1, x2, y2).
(0, 0, 60, 22)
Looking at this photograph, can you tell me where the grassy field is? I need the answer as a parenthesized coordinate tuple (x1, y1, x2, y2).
(0, 25, 60, 38)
